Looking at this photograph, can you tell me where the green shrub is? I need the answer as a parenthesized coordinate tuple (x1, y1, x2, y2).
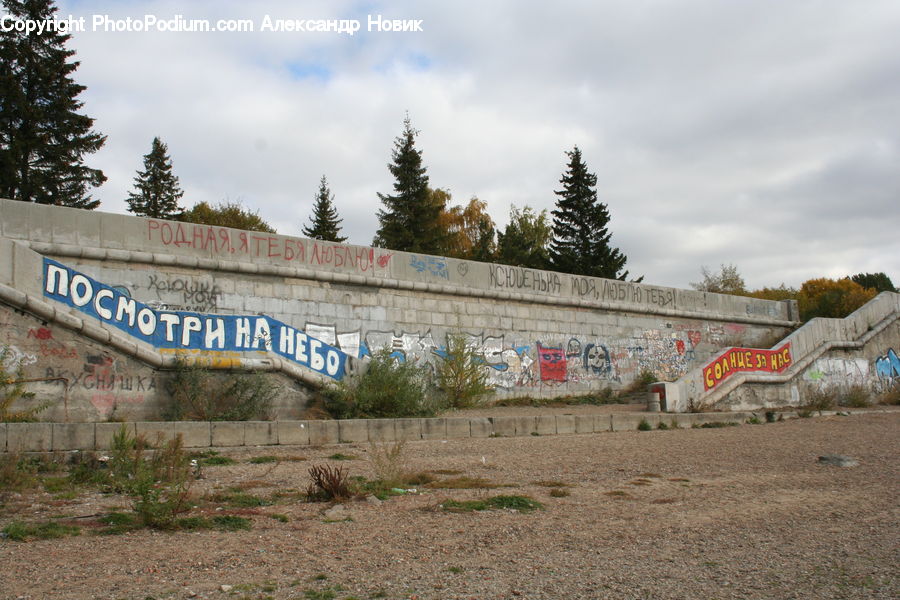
(637, 418, 652, 431)
(839, 384, 871, 408)
(164, 357, 275, 421)
(322, 348, 437, 419)
(434, 334, 494, 409)
(802, 386, 836, 412)
(307, 464, 352, 502)
(2, 520, 80, 541)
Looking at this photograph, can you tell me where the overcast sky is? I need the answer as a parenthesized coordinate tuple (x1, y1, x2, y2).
(43, 0, 900, 290)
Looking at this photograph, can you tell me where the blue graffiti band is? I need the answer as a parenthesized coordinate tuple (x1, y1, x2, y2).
(41, 258, 348, 379)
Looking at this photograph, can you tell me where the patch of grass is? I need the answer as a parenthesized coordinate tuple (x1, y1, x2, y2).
(425, 476, 500, 489)
(693, 421, 739, 428)
(97, 511, 140, 535)
(248, 455, 280, 464)
(802, 385, 837, 412)
(173, 516, 214, 531)
(303, 589, 336, 600)
(532, 480, 571, 488)
(440, 495, 543, 513)
(429, 469, 464, 476)
(3, 520, 81, 541)
(210, 491, 271, 508)
(668, 477, 690, 482)
(0, 453, 37, 491)
(447, 566, 464, 574)
(327, 453, 356, 461)
(637, 418, 652, 431)
(876, 386, 900, 405)
(747, 415, 762, 424)
(629, 479, 653, 486)
(211, 515, 252, 531)
(639, 472, 662, 478)
(604, 490, 630, 498)
(656, 421, 669, 430)
(200, 455, 236, 466)
(268, 513, 289, 523)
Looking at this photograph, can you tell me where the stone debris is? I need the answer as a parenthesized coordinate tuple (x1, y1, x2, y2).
(817, 454, 859, 467)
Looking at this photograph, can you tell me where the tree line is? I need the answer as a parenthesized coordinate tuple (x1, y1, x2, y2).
(1, 0, 633, 281)
(691, 264, 898, 322)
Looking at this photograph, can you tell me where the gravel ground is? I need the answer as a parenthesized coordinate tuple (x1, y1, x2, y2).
(1, 410, 898, 600)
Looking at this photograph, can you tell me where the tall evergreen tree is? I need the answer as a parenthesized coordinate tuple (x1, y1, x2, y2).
(372, 115, 444, 253)
(0, 0, 106, 208)
(550, 146, 630, 280)
(302, 175, 347, 242)
(126, 137, 184, 219)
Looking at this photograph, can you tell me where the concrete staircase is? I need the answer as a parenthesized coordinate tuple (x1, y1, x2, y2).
(663, 291, 900, 412)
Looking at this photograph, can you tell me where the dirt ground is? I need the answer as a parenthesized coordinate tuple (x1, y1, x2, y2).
(1, 409, 898, 600)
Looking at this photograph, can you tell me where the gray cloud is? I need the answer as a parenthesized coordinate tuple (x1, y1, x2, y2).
(55, 0, 900, 290)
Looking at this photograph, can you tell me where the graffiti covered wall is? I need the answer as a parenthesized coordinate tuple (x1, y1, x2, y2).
(0, 199, 801, 420)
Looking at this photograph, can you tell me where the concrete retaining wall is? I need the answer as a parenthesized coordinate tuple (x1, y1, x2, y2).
(1, 199, 798, 421)
(1, 411, 765, 453)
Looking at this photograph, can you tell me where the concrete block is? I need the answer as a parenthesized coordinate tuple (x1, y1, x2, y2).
(594, 414, 613, 432)
(555, 415, 576, 435)
(515, 416, 537, 436)
(52, 423, 95, 451)
(0, 423, 6, 452)
(7, 423, 52, 452)
(135, 422, 175, 447)
(670, 414, 695, 429)
(338, 419, 369, 444)
(611, 414, 660, 432)
(575, 415, 595, 433)
(469, 417, 492, 438)
(244, 421, 278, 446)
(0, 239, 13, 285)
(421, 418, 447, 440)
(535, 415, 556, 435)
(368, 419, 396, 442)
(277, 421, 310, 446)
(445, 418, 472, 439)
(172, 422, 211, 448)
(211, 422, 245, 447)
(489, 416, 517, 437)
(95, 422, 135, 450)
(395, 418, 422, 441)
(307, 420, 339, 446)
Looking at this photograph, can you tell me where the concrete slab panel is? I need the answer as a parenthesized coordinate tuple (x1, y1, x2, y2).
(172, 422, 211, 448)
(555, 415, 576, 435)
(368, 419, 396, 442)
(7, 423, 52, 452)
(611, 414, 660, 432)
(211, 422, 245, 447)
(469, 417, 492, 438)
(338, 420, 369, 444)
(575, 415, 595, 434)
(516, 416, 538, 436)
(244, 421, 278, 446)
(135, 422, 175, 447)
(421, 418, 447, 440)
(535, 415, 556, 436)
(52, 423, 95, 451)
(445, 418, 472, 439)
(95, 422, 135, 450)
(395, 419, 422, 441)
(489, 416, 517, 437)
(307, 420, 339, 446)
(594, 414, 613, 432)
(277, 421, 310, 446)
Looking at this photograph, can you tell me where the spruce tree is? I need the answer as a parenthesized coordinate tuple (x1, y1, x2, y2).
(126, 137, 184, 219)
(373, 115, 444, 253)
(302, 175, 347, 242)
(0, 0, 106, 208)
(550, 146, 630, 280)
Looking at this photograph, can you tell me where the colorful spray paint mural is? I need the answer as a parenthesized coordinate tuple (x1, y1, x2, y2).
(703, 343, 793, 390)
(875, 348, 899, 389)
(42, 258, 350, 380)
